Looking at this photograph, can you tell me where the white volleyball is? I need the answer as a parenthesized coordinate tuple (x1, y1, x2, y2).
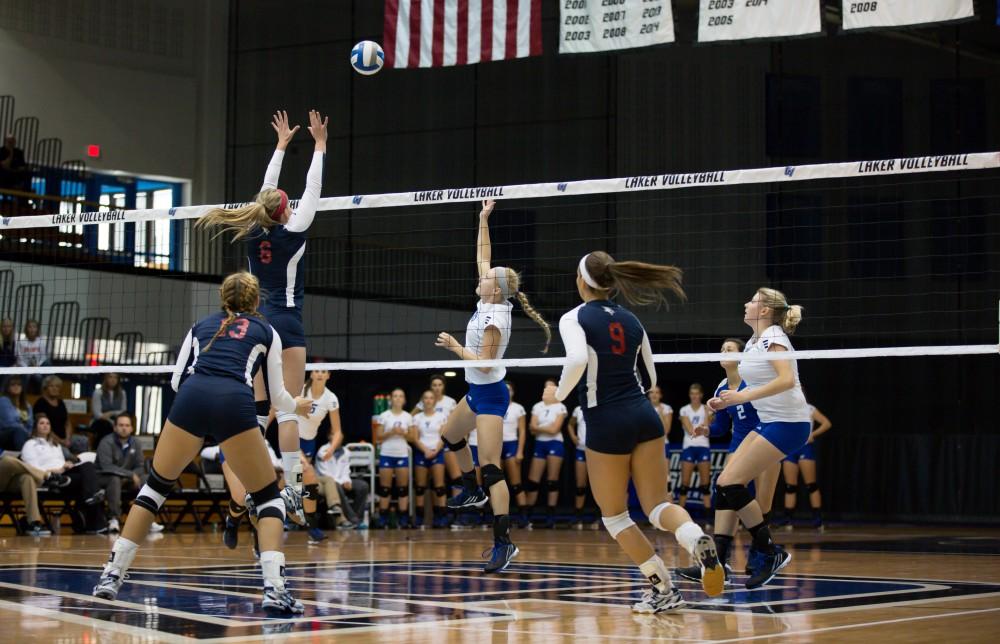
(351, 40, 385, 76)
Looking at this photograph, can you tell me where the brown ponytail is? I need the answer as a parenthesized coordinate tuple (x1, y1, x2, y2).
(204, 272, 263, 351)
(583, 251, 686, 307)
(503, 268, 552, 354)
(195, 189, 284, 241)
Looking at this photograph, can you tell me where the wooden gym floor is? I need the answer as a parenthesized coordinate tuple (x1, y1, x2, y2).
(0, 524, 997, 642)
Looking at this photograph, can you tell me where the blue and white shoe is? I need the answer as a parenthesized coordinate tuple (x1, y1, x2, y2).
(93, 570, 127, 600)
(281, 486, 307, 526)
(745, 547, 792, 589)
(632, 587, 684, 614)
(482, 540, 519, 573)
(447, 487, 489, 510)
(307, 527, 327, 544)
(262, 587, 304, 613)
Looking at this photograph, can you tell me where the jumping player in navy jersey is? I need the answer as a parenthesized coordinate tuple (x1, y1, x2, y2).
(196, 110, 327, 524)
(93, 273, 311, 612)
(552, 251, 723, 613)
(434, 199, 551, 573)
(709, 288, 810, 589)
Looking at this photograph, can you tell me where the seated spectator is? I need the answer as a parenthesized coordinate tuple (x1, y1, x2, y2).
(315, 442, 369, 528)
(95, 414, 162, 534)
(33, 375, 74, 446)
(0, 453, 53, 536)
(0, 375, 32, 450)
(15, 319, 48, 394)
(91, 372, 127, 445)
(0, 318, 15, 367)
(20, 413, 106, 532)
(0, 135, 31, 195)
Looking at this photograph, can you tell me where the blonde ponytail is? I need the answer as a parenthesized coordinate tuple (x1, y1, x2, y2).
(756, 288, 804, 335)
(195, 189, 284, 241)
(204, 272, 263, 351)
(505, 268, 551, 354)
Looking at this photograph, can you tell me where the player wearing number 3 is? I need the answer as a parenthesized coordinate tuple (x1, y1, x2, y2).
(550, 251, 723, 613)
(196, 110, 327, 524)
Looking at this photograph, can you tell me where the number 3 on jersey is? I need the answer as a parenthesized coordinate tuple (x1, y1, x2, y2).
(608, 322, 626, 355)
(228, 318, 250, 339)
(258, 240, 272, 264)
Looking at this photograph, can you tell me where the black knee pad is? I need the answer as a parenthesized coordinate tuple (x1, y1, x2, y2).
(716, 484, 753, 511)
(392, 486, 408, 499)
(481, 464, 505, 490)
(575, 486, 587, 497)
(509, 483, 523, 496)
(697, 485, 711, 495)
(442, 437, 467, 451)
(255, 400, 270, 416)
(414, 485, 427, 496)
(134, 466, 176, 514)
(377, 484, 391, 498)
(433, 486, 447, 498)
(785, 484, 799, 494)
(675, 485, 690, 496)
(545, 479, 560, 493)
(250, 481, 284, 521)
(806, 482, 819, 494)
(229, 498, 247, 516)
(304, 483, 320, 500)
(524, 479, 540, 493)
(146, 466, 176, 496)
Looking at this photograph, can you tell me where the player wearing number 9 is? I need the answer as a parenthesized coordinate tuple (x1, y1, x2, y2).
(549, 251, 725, 612)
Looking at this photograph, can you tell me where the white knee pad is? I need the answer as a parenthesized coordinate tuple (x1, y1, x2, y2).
(648, 501, 673, 530)
(602, 511, 636, 539)
(275, 411, 298, 426)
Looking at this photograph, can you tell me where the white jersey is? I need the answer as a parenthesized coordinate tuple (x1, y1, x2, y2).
(414, 411, 447, 451)
(739, 325, 811, 423)
(656, 403, 673, 432)
(502, 402, 526, 442)
(415, 395, 457, 418)
(297, 388, 340, 441)
(571, 406, 587, 449)
(531, 401, 567, 443)
(376, 410, 412, 458)
(680, 403, 710, 449)
(464, 300, 513, 385)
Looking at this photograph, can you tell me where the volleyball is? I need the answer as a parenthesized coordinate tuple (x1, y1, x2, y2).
(351, 40, 384, 76)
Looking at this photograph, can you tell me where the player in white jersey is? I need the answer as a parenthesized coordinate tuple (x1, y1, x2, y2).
(566, 405, 593, 528)
(412, 374, 461, 502)
(677, 383, 713, 512)
(298, 369, 341, 544)
(374, 389, 414, 529)
(410, 390, 449, 528)
(500, 381, 529, 526)
(434, 199, 551, 572)
(778, 401, 832, 531)
(710, 287, 810, 589)
(525, 379, 568, 529)
(648, 385, 673, 441)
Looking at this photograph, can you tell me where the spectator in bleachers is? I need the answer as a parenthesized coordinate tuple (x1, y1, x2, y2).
(95, 415, 160, 534)
(90, 372, 127, 444)
(20, 413, 106, 532)
(315, 442, 369, 529)
(33, 375, 74, 446)
(0, 453, 49, 535)
(0, 318, 15, 367)
(15, 319, 48, 368)
(0, 375, 32, 450)
(0, 135, 31, 196)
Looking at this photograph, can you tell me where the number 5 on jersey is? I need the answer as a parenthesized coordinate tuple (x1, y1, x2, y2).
(609, 322, 626, 355)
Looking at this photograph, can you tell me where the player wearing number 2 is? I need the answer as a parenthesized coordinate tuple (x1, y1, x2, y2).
(196, 110, 327, 523)
(550, 251, 723, 613)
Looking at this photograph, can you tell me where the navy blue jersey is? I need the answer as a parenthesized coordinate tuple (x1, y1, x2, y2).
(556, 300, 656, 409)
(708, 379, 760, 439)
(246, 226, 306, 310)
(172, 312, 274, 390)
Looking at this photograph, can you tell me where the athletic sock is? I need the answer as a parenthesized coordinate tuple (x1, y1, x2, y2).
(493, 514, 511, 543)
(105, 537, 139, 575)
(747, 522, 775, 553)
(715, 533, 734, 565)
(639, 555, 673, 594)
(260, 551, 286, 590)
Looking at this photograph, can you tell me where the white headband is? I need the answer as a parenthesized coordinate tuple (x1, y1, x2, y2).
(493, 266, 512, 299)
(578, 255, 601, 289)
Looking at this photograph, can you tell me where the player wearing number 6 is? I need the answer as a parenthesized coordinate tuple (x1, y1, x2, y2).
(196, 110, 327, 524)
(549, 251, 723, 613)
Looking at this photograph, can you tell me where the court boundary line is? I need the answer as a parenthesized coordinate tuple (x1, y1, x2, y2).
(0, 598, 196, 643)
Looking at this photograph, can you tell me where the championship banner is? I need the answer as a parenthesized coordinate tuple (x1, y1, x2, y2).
(697, 0, 822, 43)
(559, 0, 675, 54)
(842, 0, 975, 31)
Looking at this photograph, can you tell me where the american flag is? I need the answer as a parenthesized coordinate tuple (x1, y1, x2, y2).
(383, 0, 542, 69)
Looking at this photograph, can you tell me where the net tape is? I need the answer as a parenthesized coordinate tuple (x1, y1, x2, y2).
(2, 152, 997, 230)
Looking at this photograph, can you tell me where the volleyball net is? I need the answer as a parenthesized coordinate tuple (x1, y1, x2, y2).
(0, 152, 997, 435)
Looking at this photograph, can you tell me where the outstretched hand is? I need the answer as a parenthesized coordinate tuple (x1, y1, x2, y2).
(307, 109, 329, 148)
(480, 199, 495, 219)
(271, 110, 300, 150)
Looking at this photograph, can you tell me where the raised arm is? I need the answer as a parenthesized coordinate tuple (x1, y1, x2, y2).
(285, 110, 328, 234)
(476, 200, 495, 278)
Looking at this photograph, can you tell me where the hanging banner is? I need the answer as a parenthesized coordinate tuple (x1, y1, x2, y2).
(842, 0, 975, 31)
(697, 0, 822, 43)
(560, 0, 675, 53)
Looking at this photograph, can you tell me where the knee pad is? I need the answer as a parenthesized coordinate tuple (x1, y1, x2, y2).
(275, 411, 298, 426)
(806, 482, 819, 494)
(250, 481, 284, 521)
(433, 486, 447, 498)
(255, 400, 270, 416)
(675, 485, 690, 496)
(716, 484, 753, 511)
(377, 484, 391, 498)
(392, 486, 408, 500)
(134, 466, 175, 514)
(602, 511, 636, 539)
(414, 485, 427, 496)
(524, 479, 540, 493)
(442, 437, 466, 451)
(545, 479, 560, 493)
(575, 486, 588, 497)
(304, 483, 320, 500)
(785, 484, 799, 495)
(697, 485, 711, 495)
(228, 498, 247, 517)
(509, 483, 523, 496)
(481, 464, 505, 491)
(648, 501, 672, 529)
